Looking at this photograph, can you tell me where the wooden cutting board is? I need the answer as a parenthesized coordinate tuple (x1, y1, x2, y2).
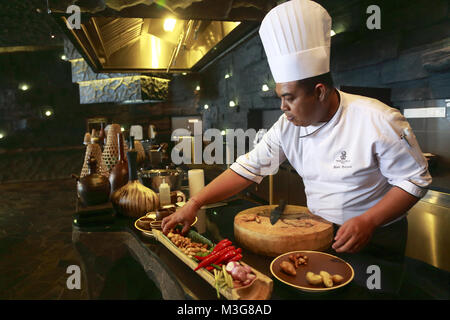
(234, 205, 333, 257)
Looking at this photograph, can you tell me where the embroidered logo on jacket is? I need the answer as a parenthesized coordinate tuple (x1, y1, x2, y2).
(334, 150, 352, 169)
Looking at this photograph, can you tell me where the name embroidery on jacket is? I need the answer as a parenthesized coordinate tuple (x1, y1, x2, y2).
(333, 150, 352, 169)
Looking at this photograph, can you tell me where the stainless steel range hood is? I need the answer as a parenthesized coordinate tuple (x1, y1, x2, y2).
(47, 0, 276, 104)
(49, 0, 273, 74)
(68, 17, 242, 72)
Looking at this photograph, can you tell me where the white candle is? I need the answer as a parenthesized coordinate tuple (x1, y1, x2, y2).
(188, 169, 205, 198)
(149, 125, 156, 139)
(130, 125, 143, 140)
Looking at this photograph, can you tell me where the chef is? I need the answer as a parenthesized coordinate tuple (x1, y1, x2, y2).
(162, 0, 431, 272)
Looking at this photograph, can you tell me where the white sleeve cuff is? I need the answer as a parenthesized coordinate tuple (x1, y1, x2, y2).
(230, 162, 264, 184)
(393, 180, 429, 198)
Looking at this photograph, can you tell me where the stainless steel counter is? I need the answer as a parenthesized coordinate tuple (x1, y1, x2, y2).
(406, 190, 450, 272)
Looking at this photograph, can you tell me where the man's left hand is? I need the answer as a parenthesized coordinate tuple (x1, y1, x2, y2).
(332, 215, 376, 253)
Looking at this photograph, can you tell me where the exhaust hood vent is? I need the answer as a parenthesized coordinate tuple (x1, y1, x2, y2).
(50, 0, 277, 104)
(60, 16, 246, 73)
(49, 0, 273, 73)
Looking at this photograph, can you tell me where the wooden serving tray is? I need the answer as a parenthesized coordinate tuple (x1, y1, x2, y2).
(152, 229, 273, 300)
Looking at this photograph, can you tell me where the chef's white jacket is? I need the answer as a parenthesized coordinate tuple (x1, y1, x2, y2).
(230, 90, 432, 225)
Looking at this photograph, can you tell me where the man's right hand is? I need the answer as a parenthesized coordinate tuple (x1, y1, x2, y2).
(161, 169, 253, 235)
(161, 199, 201, 235)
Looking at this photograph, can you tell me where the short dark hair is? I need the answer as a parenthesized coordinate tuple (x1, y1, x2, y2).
(296, 72, 334, 94)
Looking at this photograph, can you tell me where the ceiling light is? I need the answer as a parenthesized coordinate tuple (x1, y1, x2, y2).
(330, 30, 336, 37)
(221, 130, 226, 136)
(19, 84, 29, 91)
(182, 72, 187, 75)
(0, 133, 4, 139)
(203, 104, 209, 110)
(195, 85, 201, 91)
(229, 100, 236, 107)
(50, 34, 55, 39)
(121, 127, 125, 132)
(261, 84, 269, 92)
(163, 18, 176, 32)
(61, 54, 67, 61)
(224, 73, 231, 79)
(45, 110, 52, 117)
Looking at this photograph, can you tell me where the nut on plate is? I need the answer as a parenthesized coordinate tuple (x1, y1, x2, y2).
(280, 261, 297, 276)
(288, 253, 308, 268)
(305, 271, 345, 287)
(332, 274, 344, 284)
(319, 271, 333, 288)
(306, 272, 323, 285)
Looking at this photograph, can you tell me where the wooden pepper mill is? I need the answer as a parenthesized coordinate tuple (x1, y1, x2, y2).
(108, 132, 128, 196)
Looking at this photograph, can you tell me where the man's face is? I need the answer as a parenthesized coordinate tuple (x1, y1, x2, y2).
(275, 81, 323, 127)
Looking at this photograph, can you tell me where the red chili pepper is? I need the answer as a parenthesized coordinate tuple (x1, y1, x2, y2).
(222, 247, 241, 261)
(203, 243, 233, 261)
(227, 253, 243, 263)
(194, 254, 220, 271)
(195, 245, 238, 263)
(222, 248, 241, 264)
(215, 238, 229, 246)
(215, 250, 239, 265)
(195, 242, 229, 262)
(194, 246, 235, 271)
(211, 240, 232, 254)
(194, 255, 206, 261)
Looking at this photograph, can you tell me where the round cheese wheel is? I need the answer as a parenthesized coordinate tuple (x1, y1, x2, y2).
(234, 205, 333, 257)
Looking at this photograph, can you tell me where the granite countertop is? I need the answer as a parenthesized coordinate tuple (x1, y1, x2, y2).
(72, 198, 450, 300)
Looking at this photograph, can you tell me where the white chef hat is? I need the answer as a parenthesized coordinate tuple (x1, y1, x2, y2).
(259, 0, 332, 83)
